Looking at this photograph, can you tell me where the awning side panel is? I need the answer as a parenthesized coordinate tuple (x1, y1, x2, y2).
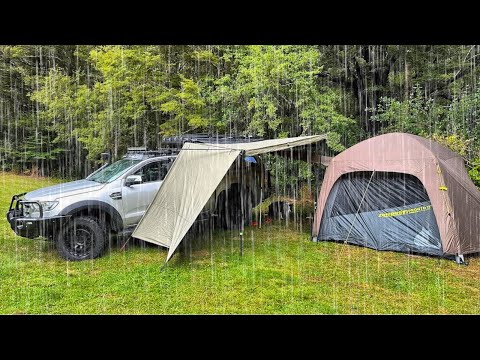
(132, 142, 240, 260)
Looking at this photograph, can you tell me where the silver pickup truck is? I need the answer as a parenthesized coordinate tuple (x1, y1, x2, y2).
(7, 137, 268, 261)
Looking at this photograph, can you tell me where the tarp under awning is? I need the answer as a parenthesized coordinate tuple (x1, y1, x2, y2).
(132, 135, 326, 261)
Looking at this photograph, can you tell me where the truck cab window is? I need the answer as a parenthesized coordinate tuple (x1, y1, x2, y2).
(133, 161, 168, 183)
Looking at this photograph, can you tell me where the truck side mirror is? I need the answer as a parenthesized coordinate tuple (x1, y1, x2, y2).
(125, 175, 143, 187)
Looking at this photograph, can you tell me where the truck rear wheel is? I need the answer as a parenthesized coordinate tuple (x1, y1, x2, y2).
(56, 216, 106, 261)
(216, 184, 253, 230)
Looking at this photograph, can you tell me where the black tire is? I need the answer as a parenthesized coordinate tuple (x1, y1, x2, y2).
(215, 190, 228, 229)
(56, 216, 106, 261)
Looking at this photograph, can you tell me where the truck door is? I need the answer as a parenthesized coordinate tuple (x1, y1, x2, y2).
(122, 160, 170, 226)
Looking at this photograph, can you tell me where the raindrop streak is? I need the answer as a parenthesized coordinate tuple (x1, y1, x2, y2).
(0, 45, 479, 314)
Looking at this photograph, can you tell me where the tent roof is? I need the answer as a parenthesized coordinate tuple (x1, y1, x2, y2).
(132, 135, 326, 262)
(329, 132, 459, 162)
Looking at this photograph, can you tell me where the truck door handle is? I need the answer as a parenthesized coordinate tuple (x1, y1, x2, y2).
(110, 192, 122, 200)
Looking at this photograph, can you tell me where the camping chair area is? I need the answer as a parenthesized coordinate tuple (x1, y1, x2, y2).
(1, 172, 479, 314)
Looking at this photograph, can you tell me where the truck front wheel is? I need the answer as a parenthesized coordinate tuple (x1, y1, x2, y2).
(56, 216, 106, 261)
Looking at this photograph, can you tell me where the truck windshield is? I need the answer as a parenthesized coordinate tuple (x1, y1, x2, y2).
(88, 159, 140, 184)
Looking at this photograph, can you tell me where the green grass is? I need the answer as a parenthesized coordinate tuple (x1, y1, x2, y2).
(1, 172, 479, 314)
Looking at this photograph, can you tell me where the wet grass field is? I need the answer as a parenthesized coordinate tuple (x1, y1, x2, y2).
(1, 172, 479, 314)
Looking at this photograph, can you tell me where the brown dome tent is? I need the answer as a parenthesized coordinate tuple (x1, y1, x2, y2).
(312, 133, 480, 262)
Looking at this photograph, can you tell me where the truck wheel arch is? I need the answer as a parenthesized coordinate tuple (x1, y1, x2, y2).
(58, 201, 123, 232)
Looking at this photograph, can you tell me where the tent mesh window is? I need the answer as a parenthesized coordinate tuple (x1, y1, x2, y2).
(319, 171, 442, 255)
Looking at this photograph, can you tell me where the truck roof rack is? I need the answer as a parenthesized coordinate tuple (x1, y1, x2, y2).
(127, 147, 148, 152)
(122, 135, 264, 159)
(123, 147, 180, 159)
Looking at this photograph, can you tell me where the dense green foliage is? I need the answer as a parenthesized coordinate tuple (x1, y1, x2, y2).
(0, 45, 479, 185)
(1, 172, 479, 314)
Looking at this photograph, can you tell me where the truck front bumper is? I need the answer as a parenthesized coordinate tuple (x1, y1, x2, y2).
(6, 193, 69, 240)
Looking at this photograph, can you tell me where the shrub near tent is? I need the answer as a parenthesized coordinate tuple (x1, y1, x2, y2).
(312, 133, 480, 262)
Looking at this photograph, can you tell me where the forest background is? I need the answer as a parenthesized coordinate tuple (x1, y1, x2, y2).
(0, 45, 478, 186)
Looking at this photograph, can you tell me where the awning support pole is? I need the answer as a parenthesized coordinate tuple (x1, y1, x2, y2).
(240, 231, 244, 256)
(240, 151, 245, 257)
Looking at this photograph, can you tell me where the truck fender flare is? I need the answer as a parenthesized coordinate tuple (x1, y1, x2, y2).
(58, 200, 123, 232)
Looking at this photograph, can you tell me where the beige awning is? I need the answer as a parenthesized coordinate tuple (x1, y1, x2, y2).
(218, 135, 326, 155)
(132, 135, 326, 261)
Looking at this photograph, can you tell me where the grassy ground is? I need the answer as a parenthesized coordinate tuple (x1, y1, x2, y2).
(1, 172, 479, 314)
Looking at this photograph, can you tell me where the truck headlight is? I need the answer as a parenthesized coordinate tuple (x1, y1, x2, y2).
(24, 201, 59, 217)
(40, 201, 59, 211)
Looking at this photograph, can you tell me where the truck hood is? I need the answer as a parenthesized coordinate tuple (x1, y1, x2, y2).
(24, 179, 105, 201)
